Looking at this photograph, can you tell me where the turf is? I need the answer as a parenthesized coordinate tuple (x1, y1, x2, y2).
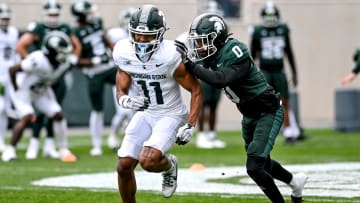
(0, 128, 360, 203)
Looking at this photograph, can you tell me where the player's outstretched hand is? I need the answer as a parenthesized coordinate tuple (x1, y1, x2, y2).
(118, 95, 149, 111)
(176, 123, 194, 145)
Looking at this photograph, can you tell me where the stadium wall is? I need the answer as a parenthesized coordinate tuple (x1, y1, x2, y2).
(5, 0, 360, 129)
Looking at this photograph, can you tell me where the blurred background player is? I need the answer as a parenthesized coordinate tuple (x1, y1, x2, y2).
(341, 48, 360, 85)
(0, 3, 20, 153)
(106, 7, 137, 150)
(15, 0, 81, 159)
(71, 0, 117, 156)
(2, 31, 77, 162)
(249, 1, 301, 144)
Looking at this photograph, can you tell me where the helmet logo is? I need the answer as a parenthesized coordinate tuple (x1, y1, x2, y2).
(209, 16, 224, 34)
(49, 37, 61, 49)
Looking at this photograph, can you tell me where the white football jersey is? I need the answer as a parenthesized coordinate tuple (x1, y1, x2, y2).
(18, 50, 69, 95)
(113, 39, 188, 117)
(0, 26, 20, 82)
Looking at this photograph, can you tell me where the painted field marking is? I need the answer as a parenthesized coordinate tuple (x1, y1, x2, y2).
(32, 162, 360, 198)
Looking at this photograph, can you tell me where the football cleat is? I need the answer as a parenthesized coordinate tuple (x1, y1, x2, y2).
(291, 195, 303, 203)
(25, 138, 40, 160)
(43, 138, 60, 159)
(90, 147, 102, 156)
(1, 145, 17, 162)
(290, 173, 308, 198)
(60, 148, 77, 162)
(162, 154, 178, 198)
(107, 133, 120, 150)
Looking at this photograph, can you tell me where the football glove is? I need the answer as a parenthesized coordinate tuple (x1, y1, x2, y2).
(174, 40, 190, 64)
(176, 123, 194, 145)
(118, 95, 149, 111)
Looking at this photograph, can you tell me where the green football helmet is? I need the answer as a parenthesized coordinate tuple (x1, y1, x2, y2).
(187, 13, 228, 62)
(42, 31, 73, 64)
(261, 1, 280, 27)
(71, 0, 94, 23)
(128, 4, 167, 62)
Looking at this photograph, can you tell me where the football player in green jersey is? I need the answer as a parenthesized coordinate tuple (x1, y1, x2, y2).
(175, 13, 307, 203)
(341, 48, 360, 84)
(71, 0, 117, 156)
(15, 0, 81, 161)
(249, 1, 301, 143)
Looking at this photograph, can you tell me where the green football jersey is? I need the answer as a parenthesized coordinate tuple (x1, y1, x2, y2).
(72, 18, 110, 62)
(251, 23, 290, 70)
(27, 22, 73, 50)
(208, 38, 268, 103)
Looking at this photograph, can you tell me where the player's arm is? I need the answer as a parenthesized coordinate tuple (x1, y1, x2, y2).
(8, 64, 23, 91)
(173, 63, 203, 127)
(70, 34, 82, 57)
(250, 34, 260, 60)
(284, 34, 297, 86)
(103, 33, 115, 51)
(115, 67, 131, 101)
(16, 32, 38, 59)
(185, 59, 251, 89)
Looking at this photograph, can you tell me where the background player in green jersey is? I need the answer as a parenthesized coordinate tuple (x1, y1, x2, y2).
(71, 0, 117, 156)
(249, 1, 301, 144)
(341, 48, 360, 84)
(175, 13, 307, 203)
(16, 0, 81, 161)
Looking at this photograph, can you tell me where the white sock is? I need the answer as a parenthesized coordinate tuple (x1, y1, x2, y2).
(90, 111, 104, 149)
(54, 119, 68, 149)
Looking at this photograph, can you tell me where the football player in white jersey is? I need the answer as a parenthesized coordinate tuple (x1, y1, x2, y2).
(1, 31, 77, 162)
(113, 5, 202, 202)
(0, 3, 20, 153)
(106, 7, 137, 150)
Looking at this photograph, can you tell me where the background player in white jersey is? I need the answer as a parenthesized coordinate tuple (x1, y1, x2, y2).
(113, 5, 202, 202)
(106, 7, 137, 150)
(16, 0, 81, 160)
(1, 31, 77, 162)
(0, 3, 20, 153)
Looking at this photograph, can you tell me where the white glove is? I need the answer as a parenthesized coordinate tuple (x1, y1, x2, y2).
(176, 123, 194, 145)
(67, 54, 79, 66)
(91, 56, 102, 65)
(118, 95, 149, 111)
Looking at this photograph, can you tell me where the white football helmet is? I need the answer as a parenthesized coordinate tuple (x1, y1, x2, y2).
(42, 0, 62, 28)
(0, 3, 11, 30)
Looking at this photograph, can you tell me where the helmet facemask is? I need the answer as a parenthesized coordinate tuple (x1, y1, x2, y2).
(43, 0, 62, 28)
(42, 31, 73, 64)
(129, 26, 165, 62)
(0, 4, 11, 31)
(188, 32, 217, 62)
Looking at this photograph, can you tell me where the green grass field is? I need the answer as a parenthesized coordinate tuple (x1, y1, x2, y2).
(1, 128, 360, 203)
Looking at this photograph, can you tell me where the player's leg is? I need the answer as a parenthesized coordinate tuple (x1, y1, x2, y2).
(35, 88, 76, 162)
(140, 115, 183, 198)
(87, 75, 106, 156)
(117, 112, 151, 202)
(0, 94, 8, 152)
(244, 106, 286, 202)
(26, 112, 44, 160)
(2, 91, 35, 162)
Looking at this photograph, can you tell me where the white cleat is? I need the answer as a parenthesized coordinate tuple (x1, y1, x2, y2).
(90, 147, 103, 156)
(25, 138, 40, 160)
(1, 145, 17, 162)
(290, 173, 308, 198)
(107, 133, 120, 150)
(211, 139, 227, 148)
(43, 138, 60, 159)
(196, 133, 214, 149)
(162, 154, 178, 198)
